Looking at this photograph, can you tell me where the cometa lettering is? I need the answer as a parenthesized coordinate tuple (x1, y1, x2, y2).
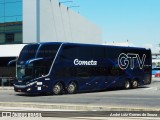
(74, 59, 97, 66)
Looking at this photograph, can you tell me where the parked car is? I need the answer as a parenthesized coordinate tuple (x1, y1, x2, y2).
(155, 73, 160, 77)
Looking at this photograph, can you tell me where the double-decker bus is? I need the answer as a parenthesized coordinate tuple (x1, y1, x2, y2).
(14, 42, 152, 95)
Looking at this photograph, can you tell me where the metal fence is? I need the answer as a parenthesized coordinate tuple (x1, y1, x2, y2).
(0, 77, 15, 86)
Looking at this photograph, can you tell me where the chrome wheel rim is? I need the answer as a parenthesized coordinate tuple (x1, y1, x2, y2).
(125, 81, 130, 89)
(68, 83, 76, 94)
(133, 81, 138, 88)
(53, 84, 61, 95)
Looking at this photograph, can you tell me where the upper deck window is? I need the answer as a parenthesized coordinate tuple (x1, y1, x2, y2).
(18, 44, 39, 62)
(37, 44, 60, 59)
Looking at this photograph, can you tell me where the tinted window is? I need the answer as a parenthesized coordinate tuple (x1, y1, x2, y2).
(60, 45, 105, 59)
(5, 33, 14, 43)
(105, 46, 123, 59)
(37, 44, 60, 58)
(18, 44, 39, 62)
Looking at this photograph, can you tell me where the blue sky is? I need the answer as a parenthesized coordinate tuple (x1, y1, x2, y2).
(63, 0, 160, 53)
(1, 0, 160, 52)
(0, 0, 22, 22)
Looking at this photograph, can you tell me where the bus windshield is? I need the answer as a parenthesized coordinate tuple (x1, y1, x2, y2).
(17, 64, 49, 81)
(17, 65, 33, 80)
(18, 44, 39, 62)
(17, 43, 61, 81)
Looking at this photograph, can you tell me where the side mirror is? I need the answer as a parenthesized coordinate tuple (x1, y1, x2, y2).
(8, 58, 18, 66)
(26, 58, 44, 66)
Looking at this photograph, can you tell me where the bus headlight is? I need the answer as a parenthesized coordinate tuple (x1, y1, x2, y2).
(27, 88, 31, 92)
(26, 81, 37, 87)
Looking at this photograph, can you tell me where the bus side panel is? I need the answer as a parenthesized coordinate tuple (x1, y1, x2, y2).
(50, 44, 152, 93)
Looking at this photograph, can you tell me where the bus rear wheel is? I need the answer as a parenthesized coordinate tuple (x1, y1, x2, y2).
(131, 80, 138, 89)
(53, 83, 63, 95)
(67, 82, 77, 94)
(124, 80, 131, 89)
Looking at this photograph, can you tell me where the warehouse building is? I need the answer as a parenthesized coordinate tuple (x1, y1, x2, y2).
(0, 0, 102, 86)
(0, 0, 102, 44)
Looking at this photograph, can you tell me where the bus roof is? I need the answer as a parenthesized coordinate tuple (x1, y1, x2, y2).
(30, 42, 150, 51)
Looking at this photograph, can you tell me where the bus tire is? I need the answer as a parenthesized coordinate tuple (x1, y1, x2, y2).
(67, 82, 77, 94)
(52, 83, 63, 95)
(131, 80, 138, 89)
(124, 80, 131, 89)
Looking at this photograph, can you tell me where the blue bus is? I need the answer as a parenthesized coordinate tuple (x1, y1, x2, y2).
(152, 67, 160, 75)
(152, 59, 160, 77)
(14, 42, 152, 95)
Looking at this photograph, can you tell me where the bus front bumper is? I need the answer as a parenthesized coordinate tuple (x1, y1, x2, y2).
(14, 83, 36, 93)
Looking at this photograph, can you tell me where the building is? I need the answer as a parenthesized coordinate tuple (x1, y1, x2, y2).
(0, 0, 102, 86)
(0, 0, 102, 44)
(0, 22, 22, 44)
(0, 44, 25, 86)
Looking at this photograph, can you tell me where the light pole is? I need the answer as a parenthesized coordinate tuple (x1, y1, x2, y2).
(59, 1, 73, 6)
(59, 1, 73, 41)
(67, 5, 80, 42)
(159, 43, 160, 53)
(67, 6, 80, 11)
(36, 0, 40, 43)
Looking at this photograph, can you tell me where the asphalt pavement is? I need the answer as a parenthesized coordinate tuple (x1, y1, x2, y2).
(0, 78, 160, 111)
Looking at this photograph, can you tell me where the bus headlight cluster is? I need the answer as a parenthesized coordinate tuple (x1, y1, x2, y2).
(26, 81, 37, 87)
(27, 88, 31, 92)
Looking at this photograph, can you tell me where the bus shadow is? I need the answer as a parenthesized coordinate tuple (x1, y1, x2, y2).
(15, 93, 54, 97)
(15, 86, 150, 97)
(77, 86, 149, 95)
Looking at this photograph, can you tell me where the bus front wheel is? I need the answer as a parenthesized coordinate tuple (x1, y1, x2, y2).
(67, 82, 77, 94)
(124, 80, 131, 89)
(53, 83, 63, 95)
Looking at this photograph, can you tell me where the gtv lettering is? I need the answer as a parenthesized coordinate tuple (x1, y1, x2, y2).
(118, 53, 146, 70)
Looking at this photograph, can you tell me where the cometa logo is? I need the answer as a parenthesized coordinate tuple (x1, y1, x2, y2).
(74, 59, 97, 66)
(118, 53, 146, 70)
